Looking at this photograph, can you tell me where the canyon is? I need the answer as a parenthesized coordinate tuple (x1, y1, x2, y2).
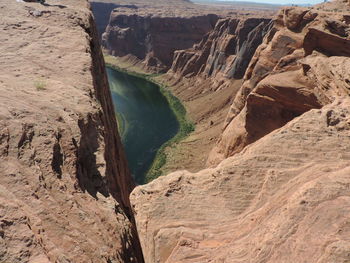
(99, 0, 350, 262)
(98, 0, 276, 73)
(208, 2, 350, 166)
(95, 0, 278, 177)
(1, 0, 350, 263)
(106, 67, 179, 185)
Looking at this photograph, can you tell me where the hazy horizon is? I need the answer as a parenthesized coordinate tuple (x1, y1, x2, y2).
(193, 0, 325, 5)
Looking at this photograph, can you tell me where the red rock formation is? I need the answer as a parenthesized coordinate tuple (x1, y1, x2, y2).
(130, 3, 350, 263)
(208, 5, 350, 165)
(0, 1, 143, 262)
(170, 17, 272, 81)
(152, 17, 272, 176)
(102, 5, 218, 72)
(131, 98, 350, 263)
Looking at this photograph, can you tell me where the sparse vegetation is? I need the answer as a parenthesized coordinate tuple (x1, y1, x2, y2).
(34, 80, 46, 91)
(146, 86, 195, 182)
(105, 57, 195, 183)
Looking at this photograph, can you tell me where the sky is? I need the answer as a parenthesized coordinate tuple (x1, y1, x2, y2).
(198, 0, 325, 5)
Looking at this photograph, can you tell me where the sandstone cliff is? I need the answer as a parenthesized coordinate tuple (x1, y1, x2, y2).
(131, 99, 350, 263)
(102, 5, 218, 72)
(95, 1, 277, 177)
(169, 17, 272, 83)
(130, 3, 350, 263)
(208, 4, 350, 165)
(90, 2, 121, 38)
(156, 17, 272, 176)
(0, 1, 143, 262)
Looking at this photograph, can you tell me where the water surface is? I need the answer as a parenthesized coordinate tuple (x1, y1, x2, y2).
(107, 67, 179, 184)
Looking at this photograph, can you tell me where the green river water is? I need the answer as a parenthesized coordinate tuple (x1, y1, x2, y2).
(107, 67, 179, 184)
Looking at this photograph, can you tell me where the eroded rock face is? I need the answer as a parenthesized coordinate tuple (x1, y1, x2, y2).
(90, 2, 122, 39)
(131, 99, 350, 263)
(169, 17, 272, 81)
(0, 1, 143, 262)
(102, 5, 218, 72)
(130, 3, 350, 263)
(208, 5, 350, 165)
(150, 17, 272, 176)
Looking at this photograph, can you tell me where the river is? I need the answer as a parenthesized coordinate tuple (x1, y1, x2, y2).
(107, 67, 179, 184)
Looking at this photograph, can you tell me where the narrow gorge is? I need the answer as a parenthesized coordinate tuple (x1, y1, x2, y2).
(1, 0, 350, 263)
(96, 0, 350, 262)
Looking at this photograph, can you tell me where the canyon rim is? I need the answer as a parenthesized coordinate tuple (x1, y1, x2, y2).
(1, 0, 350, 263)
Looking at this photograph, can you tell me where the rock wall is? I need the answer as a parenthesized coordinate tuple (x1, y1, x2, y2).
(208, 6, 350, 165)
(130, 3, 350, 263)
(150, 17, 271, 176)
(102, 5, 218, 72)
(90, 2, 122, 39)
(95, 3, 276, 177)
(131, 99, 350, 263)
(0, 1, 143, 262)
(169, 17, 272, 82)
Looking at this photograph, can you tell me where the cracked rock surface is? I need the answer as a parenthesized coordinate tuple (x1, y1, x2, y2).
(0, 1, 143, 262)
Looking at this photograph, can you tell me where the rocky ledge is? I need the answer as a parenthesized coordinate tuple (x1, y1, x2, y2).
(130, 1, 350, 262)
(0, 1, 142, 262)
(131, 98, 350, 263)
(208, 2, 350, 165)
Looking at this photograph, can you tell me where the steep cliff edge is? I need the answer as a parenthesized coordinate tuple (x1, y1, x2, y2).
(208, 4, 350, 165)
(155, 17, 272, 176)
(169, 17, 272, 82)
(90, 2, 120, 38)
(130, 3, 350, 263)
(102, 5, 219, 72)
(0, 1, 143, 262)
(132, 99, 350, 263)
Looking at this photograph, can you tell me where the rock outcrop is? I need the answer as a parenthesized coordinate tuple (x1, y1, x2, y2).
(90, 2, 121, 39)
(153, 17, 272, 176)
(130, 3, 350, 263)
(131, 99, 350, 263)
(102, 5, 219, 72)
(208, 5, 350, 165)
(0, 1, 143, 262)
(95, 1, 277, 177)
(169, 17, 272, 82)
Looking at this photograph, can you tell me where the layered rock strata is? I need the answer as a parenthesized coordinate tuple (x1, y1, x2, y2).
(155, 17, 272, 175)
(102, 5, 219, 72)
(131, 99, 350, 263)
(131, 3, 350, 263)
(0, 1, 143, 262)
(97, 1, 277, 176)
(208, 5, 350, 165)
(169, 17, 272, 82)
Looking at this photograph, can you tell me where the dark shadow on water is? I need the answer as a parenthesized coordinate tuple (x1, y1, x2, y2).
(107, 67, 179, 184)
